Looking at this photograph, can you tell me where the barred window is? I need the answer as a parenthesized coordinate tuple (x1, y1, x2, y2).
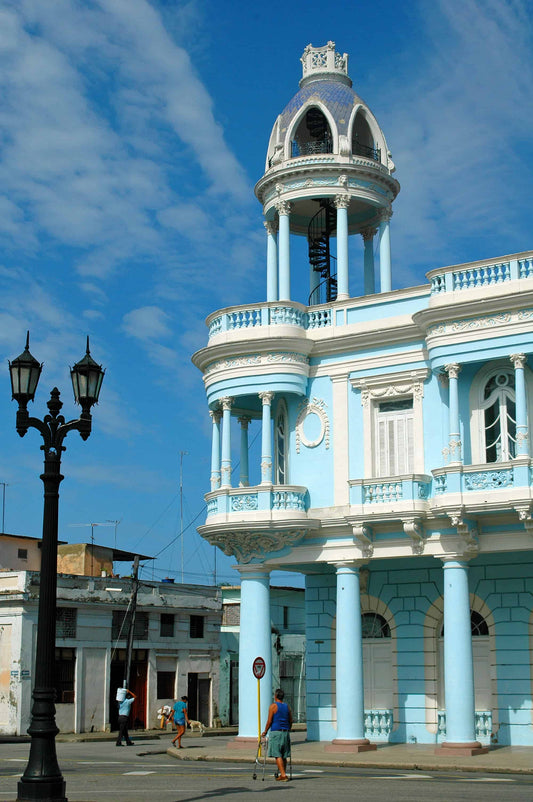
(56, 607, 77, 639)
(112, 610, 149, 641)
(54, 647, 75, 703)
(189, 615, 204, 639)
(157, 671, 176, 698)
(160, 613, 175, 638)
(222, 604, 240, 626)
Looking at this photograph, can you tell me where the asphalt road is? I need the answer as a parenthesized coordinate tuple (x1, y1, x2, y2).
(1, 741, 533, 802)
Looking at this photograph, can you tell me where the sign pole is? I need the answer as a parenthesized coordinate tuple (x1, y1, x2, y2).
(252, 656, 266, 758)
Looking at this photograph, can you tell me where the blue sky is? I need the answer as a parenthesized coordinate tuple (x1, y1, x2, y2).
(0, 0, 532, 586)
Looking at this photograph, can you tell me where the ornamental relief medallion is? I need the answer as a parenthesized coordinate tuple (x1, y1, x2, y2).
(206, 528, 308, 563)
(295, 397, 330, 453)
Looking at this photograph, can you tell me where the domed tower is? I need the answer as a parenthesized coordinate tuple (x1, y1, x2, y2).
(255, 41, 400, 304)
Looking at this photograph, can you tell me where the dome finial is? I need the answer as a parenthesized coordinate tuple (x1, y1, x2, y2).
(300, 41, 351, 88)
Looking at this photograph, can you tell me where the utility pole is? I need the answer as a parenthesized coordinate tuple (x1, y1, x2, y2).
(124, 555, 140, 689)
(0, 482, 7, 533)
(179, 451, 188, 584)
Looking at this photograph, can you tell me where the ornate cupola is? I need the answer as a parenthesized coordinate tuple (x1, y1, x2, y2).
(255, 41, 400, 305)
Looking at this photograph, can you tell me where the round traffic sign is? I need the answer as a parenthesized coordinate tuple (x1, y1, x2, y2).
(252, 656, 266, 679)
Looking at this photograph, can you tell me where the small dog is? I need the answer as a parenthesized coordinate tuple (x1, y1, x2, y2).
(188, 719, 205, 733)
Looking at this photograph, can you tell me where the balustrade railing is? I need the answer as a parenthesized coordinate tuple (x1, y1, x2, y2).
(437, 711, 492, 744)
(429, 252, 533, 295)
(206, 486, 308, 517)
(364, 709, 393, 739)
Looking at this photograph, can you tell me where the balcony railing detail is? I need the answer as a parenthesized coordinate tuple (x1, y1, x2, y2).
(306, 308, 332, 328)
(519, 257, 533, 278)
(272, 490, 306, 510)
(208, 304, 308, 338)
(364, 709, 393, 739)
(363, 481, 402, 504)
(464, 469, 514, 491)
(206, 485, 308, 517)
(437, 711, 492, 744)
(429, 254, 533, 295)
(433, 475, 447, 495)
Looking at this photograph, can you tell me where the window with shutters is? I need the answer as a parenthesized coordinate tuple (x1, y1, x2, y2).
(274, 399, 288, 485)
(481, 371, 516, 462)
(375, 398, 414, 476)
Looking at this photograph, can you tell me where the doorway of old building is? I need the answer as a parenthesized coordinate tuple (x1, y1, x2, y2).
(109, 649, 148, 731)
(187, 672, 211, 726)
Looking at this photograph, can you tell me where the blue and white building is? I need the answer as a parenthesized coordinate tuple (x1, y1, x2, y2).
(193, 41, 533, 754)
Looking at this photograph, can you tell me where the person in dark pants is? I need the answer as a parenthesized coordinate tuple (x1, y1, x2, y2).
(262, 688, 293, 782)
(116, 689, 137, 746)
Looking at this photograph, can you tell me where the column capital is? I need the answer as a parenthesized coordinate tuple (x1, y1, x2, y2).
(220, 396, 234, 411)
(238, 415, 251, 428)
(209, 409, 222, 423)
(264, 219, 278, 235)
(444, 363, 461, 379)
(510, 353, 527, 369)
(259, 391, 274, 405)
(329, 559, 368, 572)
(379, 206, 393, 223)
(360, 226, 378, 242)
(334, 193, 350, 210)
(235, 563, 271, 577)
(275, 199, 292, 216)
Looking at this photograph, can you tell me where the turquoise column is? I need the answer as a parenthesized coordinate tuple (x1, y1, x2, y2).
(378, 209, 392, 293)
(361, 227, 376, 295)
(237, 567, 272, 739)
(444, 364, 462, 463)
(259, 391, 273, 484)
(238, 416, 250, 487)
(209, 409, 221, 490)
(511, 354, 528, 456)
(276, 201, 292, 301)
(335, 195, 350, 299)
(439, 559, 485, 753)
(265, 220, 278, 302)
(329, 562, 375, 751)
(220, 396, 233, 488)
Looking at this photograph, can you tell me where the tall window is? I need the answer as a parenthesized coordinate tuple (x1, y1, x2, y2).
(53, 648, 75, 703)
(275, 401, 288, 485)
(56, 607, 77, 639)
(375, 398, 414, 476)
(481, 370, 516, 462)
(190, 615, 204, 639)
(160, 613, 175, 638)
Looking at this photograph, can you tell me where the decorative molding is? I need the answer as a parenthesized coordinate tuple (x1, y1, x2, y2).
(353, 524, 373, 558)
(220, 396, 234, 411)
(426, 310, 532, 338)
(231, 494, 258, 512)
(274, 199, 292, 216)
(351, 369, 428, 408)
(333, 193, 350, 210)
(515, 505, 533, 532)
(205, 528, 307, 563)
(259, 391, 275, 405)
(209, 409, 222, 423)
(402, 518, 425, 555)
(295, 397, 330, 453)
(263, 219, 278, 235)
(464, 469, 513, 490)
(510, 353, 527, 370)
(444, 363, 461, 380)
(204, 352, 309, 376)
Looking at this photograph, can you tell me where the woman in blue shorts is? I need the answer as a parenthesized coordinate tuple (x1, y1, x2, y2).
(172, 695, 190, 748)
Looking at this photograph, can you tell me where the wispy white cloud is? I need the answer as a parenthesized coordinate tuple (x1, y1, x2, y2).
(377, 0, 533, 278)
(122, 305, 173, 341)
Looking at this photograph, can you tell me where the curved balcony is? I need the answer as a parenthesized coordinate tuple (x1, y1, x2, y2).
(205, 484, 309, 519)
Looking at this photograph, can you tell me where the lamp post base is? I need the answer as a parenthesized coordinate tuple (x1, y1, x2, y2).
(17, 778, 67, 802)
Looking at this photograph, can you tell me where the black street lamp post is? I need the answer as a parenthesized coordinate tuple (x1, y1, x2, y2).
(9, 334, 104, 802)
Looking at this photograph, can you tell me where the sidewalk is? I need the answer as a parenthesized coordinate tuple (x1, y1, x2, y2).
(164, 730, 533, 775)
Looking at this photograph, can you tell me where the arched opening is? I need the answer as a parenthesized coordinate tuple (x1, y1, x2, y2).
(274, 400, 288, 485)
(481, 370, 517, 462)
(362, 613, 393, 711)
(291, 107, 332, 158)
(352, 112, 380, 162)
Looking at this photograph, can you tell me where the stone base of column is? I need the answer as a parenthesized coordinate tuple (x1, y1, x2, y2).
(325, 739, 377, 753)
(435, 741, 489, 756)
(227, 736, 260, 749)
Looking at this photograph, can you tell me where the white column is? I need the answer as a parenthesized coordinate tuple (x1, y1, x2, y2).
(334, 194, 350, 300)
(276, 200, 292, 301)
(238, 416, 251, 487)
(378, 208, 392, 293)
(209, 409, 221, 491)
(264, 220, 278, 302)
(220, 396, 234, 488)
(444, 364, 462, 463)
(237, 567, 272, 740)
(511, 354, 528, 456)
(361, 226, 376, 295)
(259, 391, 274, 484)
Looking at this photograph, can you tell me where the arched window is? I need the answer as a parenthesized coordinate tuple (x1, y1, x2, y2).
(481, 370, 516, 462)
(440, 610, 489, 637)
(291, 107, 332, 157)
(352, 112, 380, 161)
(362, 612, 390, 638)
(275, 400, 288, 485)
